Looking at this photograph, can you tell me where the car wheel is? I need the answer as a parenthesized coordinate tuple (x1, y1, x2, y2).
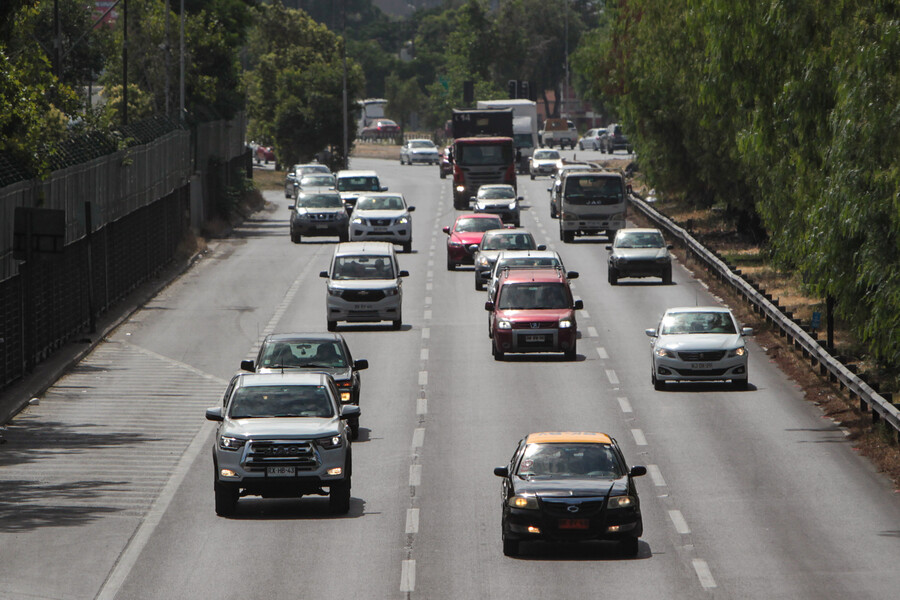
(402, 240, 412, 254)
(732, 378, 749, 390)
(620, 536, 639, 557)
(392, 314, 402, 330)
(661, 266, 672, 285)
(447, 256, 455, 271)
(291, 230, 301, 244)
(329, 476, 351, 515)
(440, 171, 446, 179)
(578, 142, 584, 150)
(550, 205, 557, 219)
(530, 173, 535, 180)
(608, 267, 619, 285)
(653, 376, 665, 391)
(327, 320, 337, 332)
(475, 276, 484, 291)
(339, 229, 349, 243)
(214, 479, 239, 516)
(349, 417, 360, 440)
(492, 342, 505, 361)
(562, 229, 575, 243)
(502, 536, 519, 557)
(565, 343, 577, 361)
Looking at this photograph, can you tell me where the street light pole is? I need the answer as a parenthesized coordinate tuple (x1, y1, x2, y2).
(563, 0, 569, 119)
(342, 0, 349, 169)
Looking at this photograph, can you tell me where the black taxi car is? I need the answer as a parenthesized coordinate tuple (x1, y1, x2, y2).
(493, 431, 646, 557)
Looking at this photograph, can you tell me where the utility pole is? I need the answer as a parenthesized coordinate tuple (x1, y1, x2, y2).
(341, 0, 349, 169)
(122, 0, 128, 126)
(165, 0, 171, 116)
(563, 0, 569, 119)
(180, 0, 186, 119)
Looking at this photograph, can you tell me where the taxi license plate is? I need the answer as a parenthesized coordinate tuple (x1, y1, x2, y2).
(525, 335, 545, 343)
(558, 518, 589, 530)
(691, 362, 713, 369)
(267, 466, 295, 477)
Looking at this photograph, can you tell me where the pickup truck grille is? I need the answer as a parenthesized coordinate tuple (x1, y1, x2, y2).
(244, 440, 318, 471)
(366, 218, 392, 227)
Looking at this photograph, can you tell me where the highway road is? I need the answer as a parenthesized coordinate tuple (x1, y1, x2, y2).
(1, 153, 899, 599)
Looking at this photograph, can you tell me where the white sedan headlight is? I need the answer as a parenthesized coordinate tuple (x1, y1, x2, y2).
(655, 347, 677, 358)
(727, 347, 747, 357)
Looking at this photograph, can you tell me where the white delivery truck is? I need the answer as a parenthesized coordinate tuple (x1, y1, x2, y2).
(477, 99, 538, 174)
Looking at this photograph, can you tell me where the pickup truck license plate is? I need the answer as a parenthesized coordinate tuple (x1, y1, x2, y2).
(691, 362, 713, 369)
(525, 335, 545, 343)
(267, 466, 296, 477)
(558, 518, 589, 530)
(373, 227, 389, 232)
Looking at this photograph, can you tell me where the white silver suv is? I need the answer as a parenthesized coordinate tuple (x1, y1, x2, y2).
(320, 241, 408, 331)
(206, 372, 359, 516)
(349, 192, 415, 253)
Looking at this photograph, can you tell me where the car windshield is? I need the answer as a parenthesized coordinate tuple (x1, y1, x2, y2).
(455, 143, 514, 166)
(332, 255, 395, 280)
(534, 150, 560, 160)
(481, 233, 535, 251)
(338, 176, 381, 192)
(299, 175, 334, 187)
(356, 196, 405, 210)
(299, 165, 330, 175)
(498, 283, 569, 310)
(409, 140, 435, 149)
(260, 341, 348, 369)
(660, 311, 737, 335)
(297, 194, 343, 209)
(478, 187, 515, 200)
(517, 443, 621, 479)
(615, 231, 665, 248)
(228, 385, 335, 419)
(455, 218, 503, 233)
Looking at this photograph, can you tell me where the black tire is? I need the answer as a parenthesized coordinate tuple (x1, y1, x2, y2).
(475, 277, 484, 291)
(609, 267, 619, 285)
(661, 266, 672, 285)
(565, 345, 577, 361)
(620, 536, 639, 557)
(329, 477, 351, 515)
(550, 205, 557, 219)
(732, 378, 749, 390)
(530, 173, 535, 180)
(447, 256, 455, 271)
(349, 417, 360, 440)
(440, 171, 446, 179)
(327, 320, 337, 332)
(502, 536, 519, 557)
(578, 142, 584, 150)
(214, 480, 239, 516)
(492, 342, 504, 361)
(392, 314, 402, 330)
(291, 230, 301, 244)
(653, 376, 665, 391)
(562, 229, 575, 243)
(402, 241, 412, 254)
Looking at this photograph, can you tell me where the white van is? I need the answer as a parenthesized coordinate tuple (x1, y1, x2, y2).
(320, 242, 408, 331)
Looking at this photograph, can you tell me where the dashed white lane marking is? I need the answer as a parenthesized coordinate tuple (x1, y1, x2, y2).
(692, 559, 717, 589)
(405, 508, 420, 534)
(605, 369, 619, 385)
(411, 428, 425, 451)
(617, 397, 633, 413)
(417, 398, 428, 415)
(581, 310, 590, 319)
(418, 371, 428, 386)
(400, 560, 416, 592)
(424, 309, 432, 320)
(669, 509, 691, 534)
(425, 296, 432, 306)
(426, 282, 433, 291)
(409, 465, 422, 487)
(420, 348, 429, 361)
(426, 270, 434, 279)
(631, 428, 648, 445)
(422, 327, 430, 339)
(587, 326, 598, 338)
(647, 464, 667, 487)
(596, 347, 609, 360)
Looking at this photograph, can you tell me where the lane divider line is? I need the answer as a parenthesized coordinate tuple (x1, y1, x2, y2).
(692, 559, 717, 589)
(647, 464, 667, 487)
(596, 347, 609, 360)
(400, 559, 416, 593)
(631, 428, 648, 445)
(405, 508, 420, 534)
(617, 397, 633, 413)
(668, 509, 691, 534)
(605, 369, 620, 385)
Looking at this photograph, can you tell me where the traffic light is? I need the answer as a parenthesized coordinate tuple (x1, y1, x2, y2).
(518, 80, 529, 101)
(508, 80, 518, 99)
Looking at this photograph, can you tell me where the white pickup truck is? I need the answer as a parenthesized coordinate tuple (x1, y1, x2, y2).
(540, 118, 577, 149)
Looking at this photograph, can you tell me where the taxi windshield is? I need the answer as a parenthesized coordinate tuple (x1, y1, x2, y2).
(517, 443, 621, 479)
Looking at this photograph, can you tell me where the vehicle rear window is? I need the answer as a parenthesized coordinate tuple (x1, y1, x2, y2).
(482, 233, 535, 250)
(517, 443, 622, 479)
(615, 231, 665, 248)
(455, 218, 503, 232)
(299, 175, 335, 187)
(338, 176, 381, 192)
(455, 143, 514, 166)
(333, 255, 395, 280)
(260, 342, 347, 369)
(229, 385, 334, 419)
(498, 283, 570, 310)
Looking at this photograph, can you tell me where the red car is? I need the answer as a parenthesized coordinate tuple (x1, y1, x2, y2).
(359, 119, 401, 140)
(485, 267, 583, 360)
(443, 213, 504, 270)
(255, 145, 275, 164)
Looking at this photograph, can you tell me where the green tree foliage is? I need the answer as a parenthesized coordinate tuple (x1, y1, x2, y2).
(384, 73, 424, 130)
(244, 2, 365, 168)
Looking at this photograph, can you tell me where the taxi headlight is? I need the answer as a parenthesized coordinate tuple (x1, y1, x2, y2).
(497, 320, 512, 330)
(218, 436, 246, 451)
(508, 495, 539, 510)
(559, 319, 573, 329)
(655, 347, 677, 358)
(728, 347, 747, 357)
(607, 496, 635, 509)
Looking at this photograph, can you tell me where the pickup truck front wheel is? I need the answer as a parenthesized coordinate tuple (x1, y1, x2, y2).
(214, 480, 239, 516)
(329, 475, 352, 515)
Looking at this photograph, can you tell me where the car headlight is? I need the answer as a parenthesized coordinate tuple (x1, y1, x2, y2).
(351, 217, 364, 225)
(384, 286, 400, 296)
(607, 495, 635, 509)
(456, 185, 466, 192)
(508, 495, 539, 510)
(448, 241, 462, 247)
(328, 287, 343, 297)
(397, 216, 409, 224)
(728, 347, 747, 357)
(559, 319, 573, 328)
(316, 435, 343, 449)
(655, 347, 677, 358)
(497, 320, 512, 330)
(508, 201, 517, 209)
(477, 256, 490, 267)
(218, 436, 246, 451)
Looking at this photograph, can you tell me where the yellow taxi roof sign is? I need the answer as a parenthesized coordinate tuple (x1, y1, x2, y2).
(525, 432, 612, 445)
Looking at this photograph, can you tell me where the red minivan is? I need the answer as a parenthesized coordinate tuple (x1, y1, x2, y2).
(485, 268, 583, 360)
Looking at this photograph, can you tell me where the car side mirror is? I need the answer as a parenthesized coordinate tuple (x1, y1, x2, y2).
(381, 186, 389, 191)
(320, 271, 329, 278)
(567, 271, 579, 279)
(408, 206, 416, 212)
(467, 244, 479, 255)
(644, 328, 657, 337)
(605, 245, 613, 251)
(354, 359, 369, 370)
(442, 226, 450, 234)
(240, 360, 255, 372)
(484, 300, 494, 311)
(340, 404, 361, 420)
(537, 244, 547, 251)
(630, 465, 647, 477)
(517, 197, 524, 201)
(287, 205, 294, 210)
(399, 270, 410, 277)
(547, 188, 552, 192)
(573, 299, 584, 310)
(741, 327, 753, 336)
(205, 407, 224, 422)
(493, 466, 509, 478)
(470, 196, 477, 203)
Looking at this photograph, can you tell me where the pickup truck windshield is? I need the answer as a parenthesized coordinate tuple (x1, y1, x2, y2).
(229, 385, 335, 419)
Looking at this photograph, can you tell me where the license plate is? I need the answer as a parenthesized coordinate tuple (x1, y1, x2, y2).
(267, 466, 295, 477)
(525, 335, 545, 343)
(353, 304, 372, 310)
(558, 518, 589, 530)
(691, 362, 713, 369)
(374, 227, 389, 232)
(315, 224, 328, 229)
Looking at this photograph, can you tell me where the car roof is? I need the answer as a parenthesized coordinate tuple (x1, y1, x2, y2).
(618, 228, 662, 234)
(500, 268, 567, 284)
(356, 192, 404, 200)
(664, 306, 733, 315)
(333, 241, 396, 256)
(264, 333, 345, 344)
(297, 190, 340, 198)
(407, 138, 435, 143)
(457, 213, 501, 220)
(484, 227, 532, 236)
(496, 250, 559, 260)
(336, 170, 379, 177)
(236, 372, 334, 387)
(525, 432, 613, 445)
(479, 184, 514, 190)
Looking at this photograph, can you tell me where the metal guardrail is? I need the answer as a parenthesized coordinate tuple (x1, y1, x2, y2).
(628, 193, 900, 443)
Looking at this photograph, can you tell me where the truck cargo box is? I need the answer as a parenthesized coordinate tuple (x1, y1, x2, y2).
(451, 109, 514, 139)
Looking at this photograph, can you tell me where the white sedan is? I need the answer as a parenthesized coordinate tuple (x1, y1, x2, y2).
(400, 139, 440, 165)
(529, 149, 561, 179)
(645, 307, 752, 390)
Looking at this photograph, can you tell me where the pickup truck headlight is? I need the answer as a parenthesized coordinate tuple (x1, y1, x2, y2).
(383, 286, 400, 296)
(351, 217, 364, 225)
(397, 216, 409, 224)
(655, 347, 677, 358)
(508, 495, 539, 510)
(218, 436, 246, 451)
(559, 319, 573, 328)
(727, 347, 747, 357)
(607, 495, 635, 509)
(327, 287, 343, 297)
(497, 320, 512, 330)
(316, 435, 343, 449)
